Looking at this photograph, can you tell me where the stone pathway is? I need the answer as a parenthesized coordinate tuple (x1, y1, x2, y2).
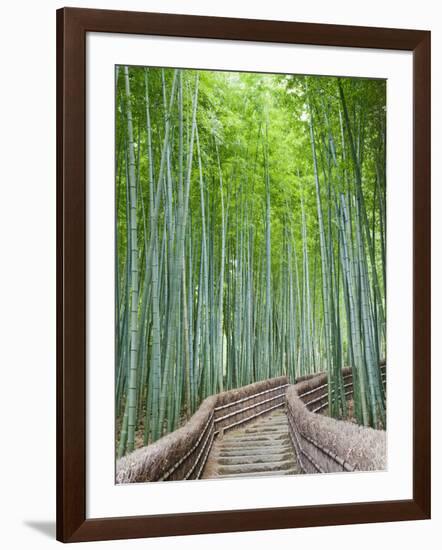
(201, 409, 301, 479)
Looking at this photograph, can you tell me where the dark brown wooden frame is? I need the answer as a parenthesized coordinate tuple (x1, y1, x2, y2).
(56, 6, 431, 543)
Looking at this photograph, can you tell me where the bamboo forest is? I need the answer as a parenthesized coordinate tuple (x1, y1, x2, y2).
(115, 66, 387, 470)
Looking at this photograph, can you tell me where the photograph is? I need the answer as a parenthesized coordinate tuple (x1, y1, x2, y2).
(114, 66, 387, 483)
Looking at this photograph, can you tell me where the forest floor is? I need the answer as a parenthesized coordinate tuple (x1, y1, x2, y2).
(132, 411, 190, 450)
(320, 400, 357, 424)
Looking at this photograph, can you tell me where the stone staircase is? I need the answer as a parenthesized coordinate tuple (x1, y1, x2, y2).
(201, 409, 301, 479)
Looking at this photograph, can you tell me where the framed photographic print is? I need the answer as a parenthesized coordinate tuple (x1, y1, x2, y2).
(56, 7, 431, 542)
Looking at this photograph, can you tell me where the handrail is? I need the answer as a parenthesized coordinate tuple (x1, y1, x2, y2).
(300, 363, 386, 410)
(159, 411, 214, 481)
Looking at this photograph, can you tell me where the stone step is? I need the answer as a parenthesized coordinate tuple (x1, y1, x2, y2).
(258, 425, 287, 431)
(223, 434, 288, 443)
(221, 427, 282, 438)
(220, 430, 289, 442)
(218, 459, 296, 475)
(219, 442, 291, 453)
(243, 432, 288, 438)
(243, 426, 288, 433)
(216, 468, 299, 479)
(221, 434, 291, 444)
(218, 446, 292, 457)
(217, 452, 294, 465)
(221, 437, 291, 446)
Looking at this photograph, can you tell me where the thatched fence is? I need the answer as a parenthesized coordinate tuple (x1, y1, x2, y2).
(287, 364, 386, 474)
